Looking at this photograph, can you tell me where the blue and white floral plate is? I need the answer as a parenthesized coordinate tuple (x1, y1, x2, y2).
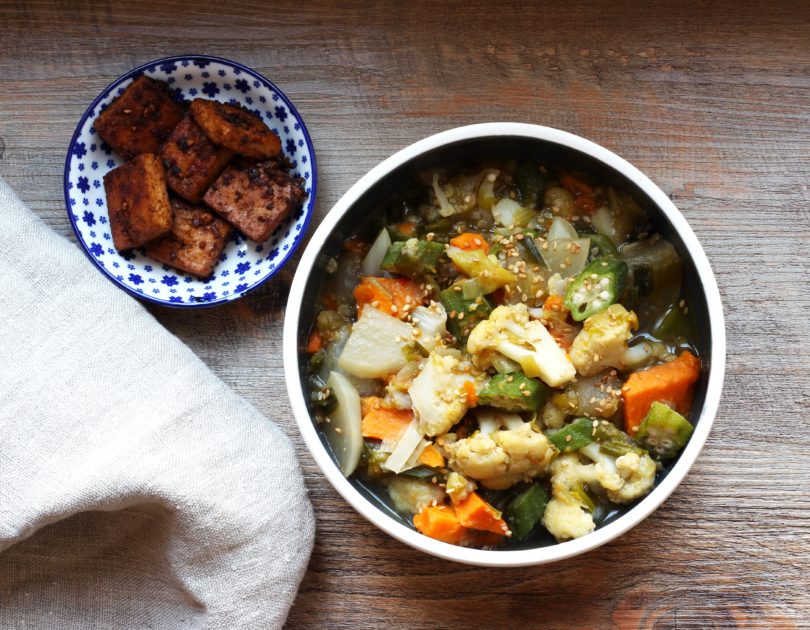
(64, 55, 317, 307)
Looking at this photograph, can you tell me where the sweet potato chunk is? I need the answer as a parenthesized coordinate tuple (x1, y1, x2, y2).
(203, 160, 307, 243)
(146, 198, 232, 278)
(161, 113, 233, 203)
(190, 99, 281, 159)
(103, 153, 172, 250)
(95, 76, 184, 159)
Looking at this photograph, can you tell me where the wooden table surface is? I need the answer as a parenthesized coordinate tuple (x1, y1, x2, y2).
(2, 1, 808, 627)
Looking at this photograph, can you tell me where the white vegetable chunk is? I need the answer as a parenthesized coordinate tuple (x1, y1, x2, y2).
(325, 371, 364, 476)
(411, 304, 447, 352)
(361, 228, 392, 276)
(384, 419, 428, 474)
(337, 306, 415, 378)
(492, 198, 534, 228)
(547, 217, 578, 241)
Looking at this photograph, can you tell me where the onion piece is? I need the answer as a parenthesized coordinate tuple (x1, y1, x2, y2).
(547, 217, 578, 241)
(539, 237, 590, 278)
(362, 228, 392, 276)
(411, 304, 447, 352)
(325, 371, 364, 476)
(384, 419, 428, 473)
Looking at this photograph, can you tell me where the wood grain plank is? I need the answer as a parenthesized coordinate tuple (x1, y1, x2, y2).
(0, 0, 808, 627)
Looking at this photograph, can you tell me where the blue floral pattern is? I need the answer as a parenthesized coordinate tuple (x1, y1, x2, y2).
(64, 55, 316, 308)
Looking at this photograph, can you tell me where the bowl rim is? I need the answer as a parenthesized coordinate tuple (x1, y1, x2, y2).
(63, 53, 318, 309)
(283, 122, 725, 567)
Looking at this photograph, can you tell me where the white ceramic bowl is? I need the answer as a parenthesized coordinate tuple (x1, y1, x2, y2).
(283, 123, 725, 566)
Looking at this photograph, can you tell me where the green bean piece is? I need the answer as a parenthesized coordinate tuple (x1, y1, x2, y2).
(504, 483, 549, 541)
(548, 417, 595, 452)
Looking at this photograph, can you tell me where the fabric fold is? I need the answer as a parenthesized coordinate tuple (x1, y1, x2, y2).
(0, 177, 314, 629)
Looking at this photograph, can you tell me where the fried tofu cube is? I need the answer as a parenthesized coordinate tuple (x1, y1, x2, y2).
(190, 98, 281, 159)
(161, 113, 234, 203)
(95, 75, 184, 159)
(103, 153, 172, 250)
(203, 160, 307, 243)
(146, 198, 232, 278)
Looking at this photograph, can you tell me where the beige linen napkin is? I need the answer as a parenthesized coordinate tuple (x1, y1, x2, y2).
(0, 177, 314, 628)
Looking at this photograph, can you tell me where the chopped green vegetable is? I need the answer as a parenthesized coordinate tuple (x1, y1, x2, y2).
(461, 278, 483, 300)
(308, 374, 336, 412)
(548, 417, 595, 452)
(515, 161, 546, 208)
(478, 372, 550, 412)
(635, 401, 694, 460)
(584, 233, 619, 260)
(564, 257, 628, 321)
(571, 481, 597, 512)
(592, 421, 646, 457)
(362, 443, 391, 479)
(399, 466, 438, 479)
(439, 285, 494, 343)
(653, 304, 694, 344)
(387, 224, 417, 242)
(381, 238, 445, 276)
(504, 483, 549, 540)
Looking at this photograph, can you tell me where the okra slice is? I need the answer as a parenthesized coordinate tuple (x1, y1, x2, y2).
(478, 373, 550, 412)
(564, 257, 628, 321)
(592, 421, 646, 456)
(584, 233, 619, 260)
(548, 417, 595, 452)
(635, 402, 694, 460)
(504, 483, 549, 541)
(439, 285, 493, 343)
(381, 238, 445, 277)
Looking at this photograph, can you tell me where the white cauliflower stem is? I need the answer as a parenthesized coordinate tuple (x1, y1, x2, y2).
(409, 350, 480, 437)
(443, 411, 555, 490)
(467, 304, 576, 388)
(569, 304, 639, 376)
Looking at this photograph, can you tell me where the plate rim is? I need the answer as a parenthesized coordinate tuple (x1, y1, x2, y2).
(63, 53, 318, 309)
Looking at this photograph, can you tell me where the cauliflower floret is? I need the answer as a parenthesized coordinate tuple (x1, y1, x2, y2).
(580, 443, 657, 503)
(408, 350, 481, 437)
(569, 304, 639, 376)
(542, 453, 598, 541)
(466, 303, 576, 388)
(443, 415, 556, 490)
(445, 472, 477, 505)
(543, 496, 595, 541)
